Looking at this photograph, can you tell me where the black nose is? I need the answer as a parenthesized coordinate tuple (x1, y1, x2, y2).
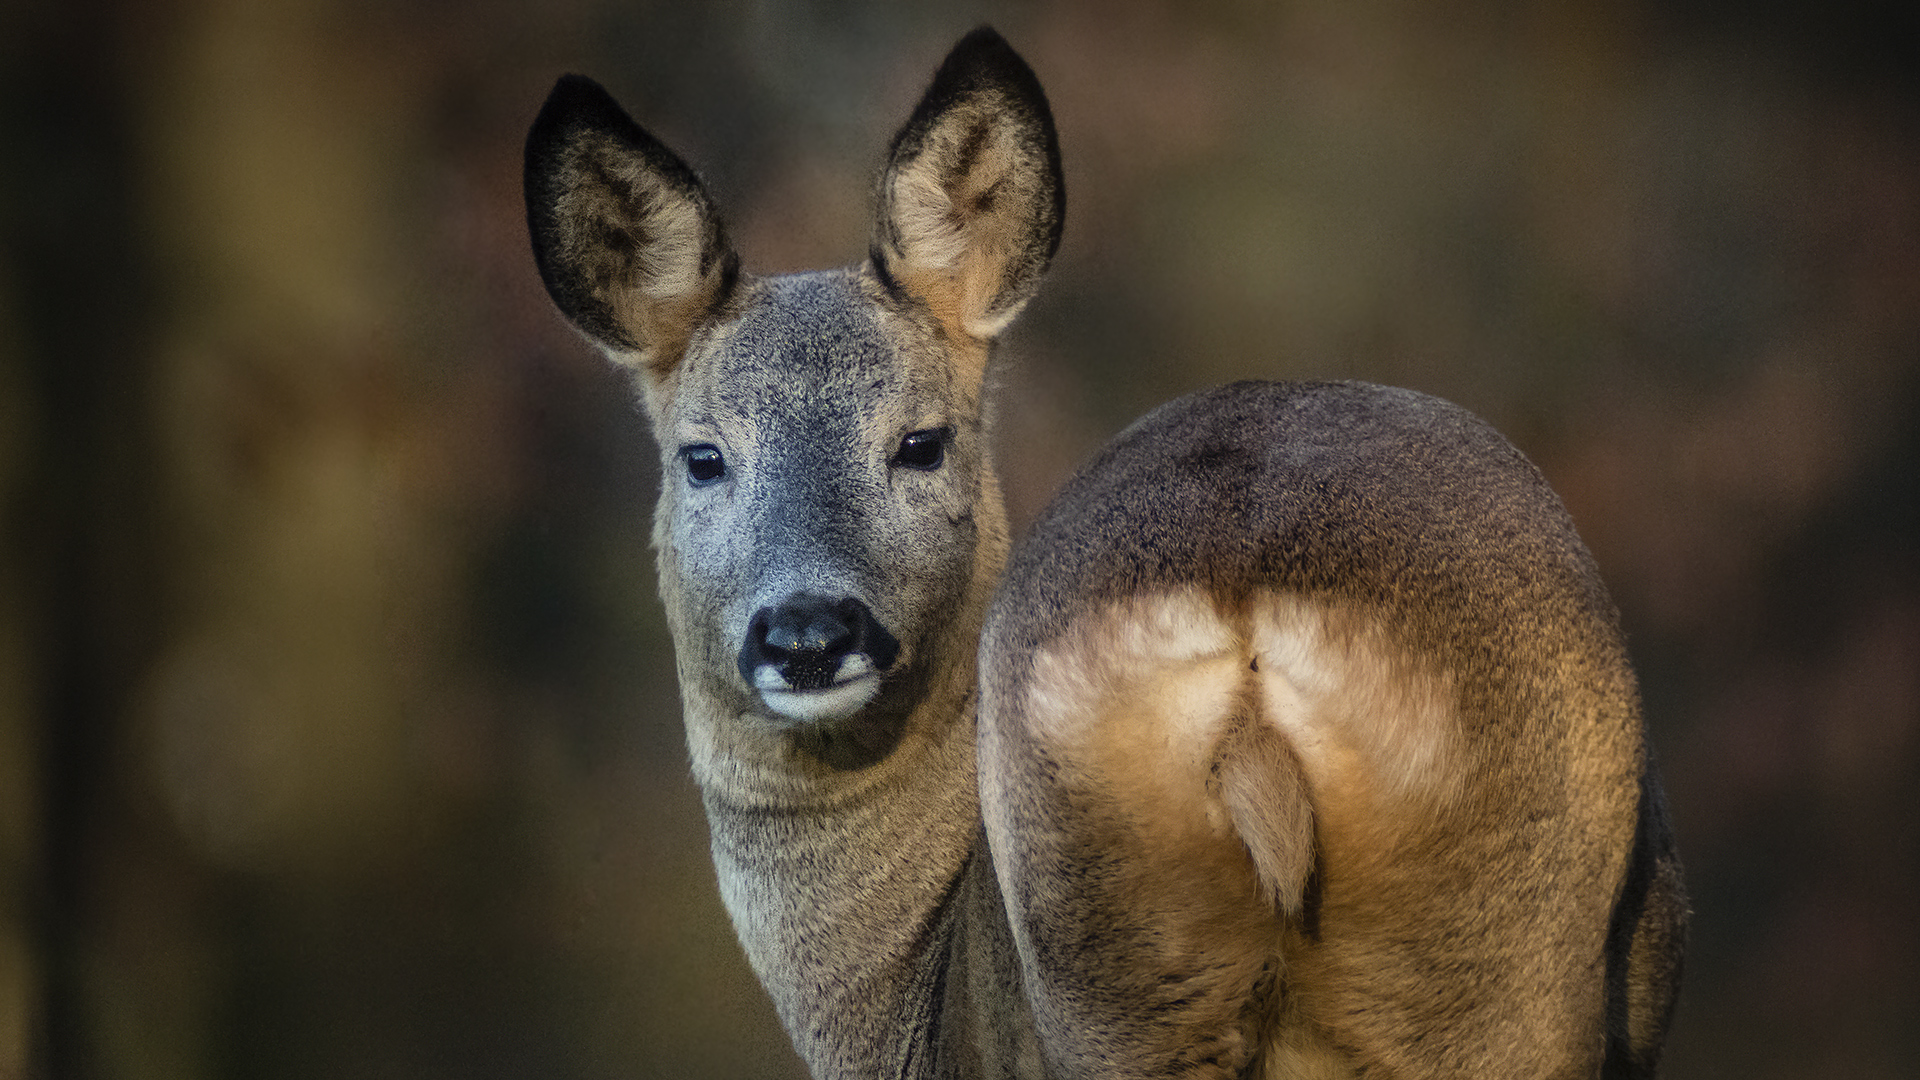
(738, 596, 901, 691)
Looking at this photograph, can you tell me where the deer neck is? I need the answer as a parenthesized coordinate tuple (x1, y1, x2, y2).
(691, 671, 1028, 1078)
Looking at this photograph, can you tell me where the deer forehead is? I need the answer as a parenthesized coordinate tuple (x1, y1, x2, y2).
(669, 272, 962, 434)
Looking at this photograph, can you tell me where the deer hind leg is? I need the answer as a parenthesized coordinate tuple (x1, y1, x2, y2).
(979, 586, 1320, 1079)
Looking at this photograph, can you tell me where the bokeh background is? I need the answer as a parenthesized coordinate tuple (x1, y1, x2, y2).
(4, 0, 1917, 1076)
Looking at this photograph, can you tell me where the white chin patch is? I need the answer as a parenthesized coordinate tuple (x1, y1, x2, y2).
(752, 656, 883, 723)
(758, 676, 882, 723)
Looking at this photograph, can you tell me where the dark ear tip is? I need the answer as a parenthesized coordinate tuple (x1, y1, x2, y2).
(529, 74, 633, 149)
(953, 24, 1014, 57)
(545, 74, 606, 113)
(933, 25, 1041, 97)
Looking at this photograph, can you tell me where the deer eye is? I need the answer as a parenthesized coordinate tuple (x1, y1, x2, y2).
(892, 428, 949, 471)
(681, 444, 726, 486)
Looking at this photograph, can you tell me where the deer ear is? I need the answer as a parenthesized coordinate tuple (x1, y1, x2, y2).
(874, 27, 1064, 341)
(524, 75, 738, 384)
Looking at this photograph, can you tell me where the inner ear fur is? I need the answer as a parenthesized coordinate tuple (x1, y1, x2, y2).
(875, 27, 1065, 341)
(524, 74, 738, 382)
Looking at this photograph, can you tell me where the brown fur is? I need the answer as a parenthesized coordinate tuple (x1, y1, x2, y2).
(525, 27, 1685, 1080)
(981, 381, 1685, 1078)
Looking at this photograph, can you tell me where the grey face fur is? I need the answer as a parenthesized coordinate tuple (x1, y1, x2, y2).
(655, 270, 986, 730)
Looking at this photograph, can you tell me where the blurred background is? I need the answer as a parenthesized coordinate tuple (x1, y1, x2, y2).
(3, 0, 1916, 1076)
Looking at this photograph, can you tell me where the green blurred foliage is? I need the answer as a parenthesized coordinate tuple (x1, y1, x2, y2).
(3, 0, 1917, 1077)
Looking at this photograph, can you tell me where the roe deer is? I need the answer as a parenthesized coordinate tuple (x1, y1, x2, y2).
(523, 26, 1686, 1080)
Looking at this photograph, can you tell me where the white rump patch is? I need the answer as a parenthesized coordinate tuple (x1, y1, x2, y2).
(1013, 588, 1461, 819)
(1248, 594, 1461, 809)
(999, 588, 1317, 921)
(1022, 587, 1239, 755)
(989, 586, 1462, 936)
